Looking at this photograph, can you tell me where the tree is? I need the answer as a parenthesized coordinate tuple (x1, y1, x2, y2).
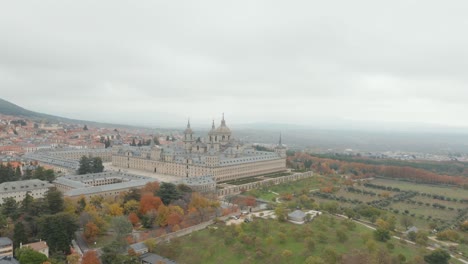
(91, 157, 104, 173)
(67, 253, 81, 264)
(46, 189, 64, 214)
(78, 156, 90, 175)
(84, 222, 100, 242)
(128, 212, 139, 227)
(157, 182, 180, 205)
(16, 247, 48, 264)
(111, 216, 133, 239)
(38, 212, 78, 254)
(139, 194, 162, 214)
(400, 215, 413, 230)
(424, 249, 451, 264)
(13, 222, 28, 249)
(2, 197, 18, 219)
(336, 229, 348, 243)
(374, 228, 390, 242)
(83, 125, 88, 130)
(275, 205, 288, 222)
(82, 250, 100, 264)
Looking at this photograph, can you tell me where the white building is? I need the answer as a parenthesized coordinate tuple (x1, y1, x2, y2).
(0, 180, 53, 204)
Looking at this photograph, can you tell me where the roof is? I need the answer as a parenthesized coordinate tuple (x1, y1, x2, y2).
(405, 226, 419, 234)
(288, 210, 306, 219)
(0, 237, 12, 247)
(64, 179, 154, 196)
(0, 180, 53, 194)
(140, 253, 177, 264)
(129, 242, 148, 252)
(0, 257, 19, 264)
(22, 241, 48, 251)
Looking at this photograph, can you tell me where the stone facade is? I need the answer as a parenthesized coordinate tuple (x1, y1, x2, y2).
(112, 116, 287, 182)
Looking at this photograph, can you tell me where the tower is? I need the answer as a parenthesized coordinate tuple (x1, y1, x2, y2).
(183, 119, 194, 152)
(275, 133, 287, 158)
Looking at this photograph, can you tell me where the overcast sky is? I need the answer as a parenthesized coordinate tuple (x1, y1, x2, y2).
(1, 1, 467, 130)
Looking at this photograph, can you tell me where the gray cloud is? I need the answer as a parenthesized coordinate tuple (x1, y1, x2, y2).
(0, 0, 467, 129)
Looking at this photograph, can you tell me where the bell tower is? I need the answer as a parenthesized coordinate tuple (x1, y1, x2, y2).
(183, 119, 194, 152)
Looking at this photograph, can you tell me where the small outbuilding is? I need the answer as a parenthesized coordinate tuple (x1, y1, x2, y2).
(288, 210, 306, 222)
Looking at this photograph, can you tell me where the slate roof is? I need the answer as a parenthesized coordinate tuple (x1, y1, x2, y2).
(288, 210, 306, 219)
(140, 253, 177, 264)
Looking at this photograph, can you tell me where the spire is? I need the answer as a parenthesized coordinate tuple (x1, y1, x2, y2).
(211, 119, 215, 130)
(279, 133, 282, 146)
(187, 118, 191, 128)
(221, 113, 226, 126)
(150, 135, 155, 148)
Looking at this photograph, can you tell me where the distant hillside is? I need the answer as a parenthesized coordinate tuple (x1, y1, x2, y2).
(0, 98, 137, 129)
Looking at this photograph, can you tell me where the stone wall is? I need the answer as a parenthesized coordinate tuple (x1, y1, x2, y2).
(217, 171, 313, 196)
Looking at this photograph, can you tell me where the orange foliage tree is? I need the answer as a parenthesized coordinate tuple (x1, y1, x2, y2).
(83, 222, 99, 242)
(82, 250, 100, 264)
(139, 193, 162, 214)
(128, 212, 140, 227)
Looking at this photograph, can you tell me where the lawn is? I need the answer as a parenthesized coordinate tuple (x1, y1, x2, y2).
(371, 179, 468, 200)
(153, 214, 427, 264)
(246, 175, 339, 201)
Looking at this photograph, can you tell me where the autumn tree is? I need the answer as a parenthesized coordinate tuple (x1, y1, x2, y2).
(67, 253, 81, 264)
(82, 250, 101, 264)
(84, 222, 100, 242)
(107, 203, 124, 216)
(124, 200, 140, 215)
(128, 212, 140, 227)
(141, 181, 160, 194)
(139, 194, 162, 214)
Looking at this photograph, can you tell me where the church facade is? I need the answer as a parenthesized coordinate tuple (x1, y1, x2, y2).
(111, 115, 287, 182)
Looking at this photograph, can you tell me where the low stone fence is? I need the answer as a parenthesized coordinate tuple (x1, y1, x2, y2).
(154, 220, 214, 243)
(217, 171, 313, 196)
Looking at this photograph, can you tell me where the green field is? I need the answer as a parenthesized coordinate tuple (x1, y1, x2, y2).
(371, 178, 468, 200)
(154, 215, 426, 264)
(246, 175, 339, 201)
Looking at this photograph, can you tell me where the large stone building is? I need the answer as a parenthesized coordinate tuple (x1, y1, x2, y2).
(0, 180, 53, 205)
(112, 115, 287, 182)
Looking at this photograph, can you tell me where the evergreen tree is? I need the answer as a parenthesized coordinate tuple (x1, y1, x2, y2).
(78, 156, 90, 175)
(13, 222, 28, 248)
(83, 125, 88, 130)
(2, 197, 18, 219)
(424, 249, 451, 264)
(91, 157, 104, 173)
(131, 138, 136, 146)
(38, 212, 78, 254)
(157, 182, 180, 205)
(46, 189, 65, 214)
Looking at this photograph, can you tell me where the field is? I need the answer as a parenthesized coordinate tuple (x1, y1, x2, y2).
(371, 178, 468, 200)
(154, 215, 426, 264)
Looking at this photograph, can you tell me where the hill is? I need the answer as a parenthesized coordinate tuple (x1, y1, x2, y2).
(0, 98, 138, 129)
